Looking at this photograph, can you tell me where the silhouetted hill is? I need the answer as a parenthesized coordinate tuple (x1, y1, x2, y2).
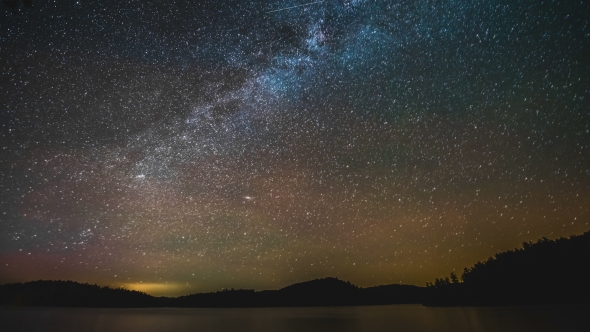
(173, 277, 424, 307)
(3, 231, 588, 308)
(275, 277, 360, 306)
(0, 278, 423, 308)
(425, 230, 590, 306)
(280, 277, 357, 293)
(0, 280, 161, 307)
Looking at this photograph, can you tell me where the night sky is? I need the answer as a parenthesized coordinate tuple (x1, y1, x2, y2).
(1, 0, 589, 297)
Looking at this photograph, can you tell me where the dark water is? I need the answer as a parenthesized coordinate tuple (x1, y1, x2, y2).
(1, 304, 588, 332)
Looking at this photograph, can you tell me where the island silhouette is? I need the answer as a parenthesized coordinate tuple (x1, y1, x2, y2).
(1, 230, 588, 308)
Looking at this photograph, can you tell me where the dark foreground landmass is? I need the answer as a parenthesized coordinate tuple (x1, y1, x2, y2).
(424, 230, 590, 306)
(1, 231, 588, 308)
(172, 278, 424, 308)
(0, 278, 425, 308)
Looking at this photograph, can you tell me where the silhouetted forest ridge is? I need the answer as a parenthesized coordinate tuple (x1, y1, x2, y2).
(0, 280, 160, 307)
(0, 278, 424, 308)
(173, 278, 424, 307)
(425, 230, 590, 306)
(2, 231, 588, 307)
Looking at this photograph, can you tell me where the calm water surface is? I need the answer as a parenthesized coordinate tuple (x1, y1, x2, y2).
(1, 304, 588, 332)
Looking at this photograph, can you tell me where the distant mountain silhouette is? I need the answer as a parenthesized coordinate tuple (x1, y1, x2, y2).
(173, 277, 424, 307)
(425, 230, 590, 306)
(280, 277, 357, 293)
(275, 277, 361, 307)
(0, 278, 423, 308)
(0, 280, 160, 307)
(2, 230, 589, 308)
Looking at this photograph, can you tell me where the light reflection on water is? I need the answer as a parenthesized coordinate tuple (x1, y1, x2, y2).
(1, 304, 588, 332)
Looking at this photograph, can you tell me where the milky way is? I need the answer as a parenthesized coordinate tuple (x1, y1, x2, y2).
(1, 0, 589, 296)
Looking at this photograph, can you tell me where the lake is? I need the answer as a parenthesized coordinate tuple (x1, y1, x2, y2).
(1, 304, 588, 332)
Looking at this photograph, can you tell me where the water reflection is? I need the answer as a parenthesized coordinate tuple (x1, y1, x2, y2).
(1, 304, 587, 332)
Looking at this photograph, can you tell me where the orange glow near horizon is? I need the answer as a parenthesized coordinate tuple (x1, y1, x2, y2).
(120, 283, 187, 297)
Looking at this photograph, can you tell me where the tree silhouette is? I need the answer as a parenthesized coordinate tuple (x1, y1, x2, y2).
(426, 230, 590, 306)
(3, 230, 588, 308)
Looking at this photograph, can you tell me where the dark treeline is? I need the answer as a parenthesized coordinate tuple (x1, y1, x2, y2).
(425, 230, 590, 306)
(0, 280, 160, 307)
(2, 231, 589, 308)
(0, 278, 424, 308)
(172, 278, 424, 307)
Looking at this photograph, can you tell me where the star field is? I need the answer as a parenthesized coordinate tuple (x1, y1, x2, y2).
(1, 0, 589, 296)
